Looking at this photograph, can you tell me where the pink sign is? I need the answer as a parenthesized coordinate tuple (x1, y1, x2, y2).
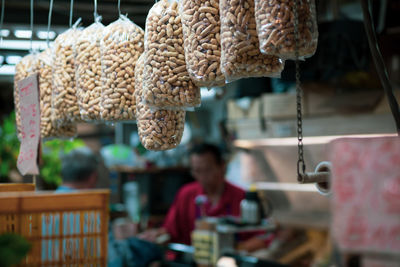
(330, 137, 400, 255)
(17, 73, 40, 175)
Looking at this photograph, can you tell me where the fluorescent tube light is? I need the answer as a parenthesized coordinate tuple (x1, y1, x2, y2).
(1, 29, 10, 37)
(0, 40, 51, 50)
(6, 55, 22, 65)
(0, 65, 16, 75)
(200, 87, 216, 99)
(37, 30, 56, 40)
(14, 30, 32, 39)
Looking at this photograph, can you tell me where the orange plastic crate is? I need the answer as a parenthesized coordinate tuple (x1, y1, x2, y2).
(0, 183, 35, 192)
(0, 190, 109, 266)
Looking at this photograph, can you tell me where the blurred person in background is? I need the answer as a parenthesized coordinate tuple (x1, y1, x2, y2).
(57, 148, 162, 267)
(57, 147, 99, 192)
(140, 143, 273, 252)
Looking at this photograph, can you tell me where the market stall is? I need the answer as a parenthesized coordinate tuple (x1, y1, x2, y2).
(0, 0, 399, 266)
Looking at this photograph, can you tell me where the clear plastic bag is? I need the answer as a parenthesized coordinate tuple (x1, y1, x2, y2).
(38, 48, 77, 139)
(254, 0, 318, 59)
(180, 0, 225, 87)
(100, 15, 145, 121)
(14, 53, 39, 141)
(143, 0, 200, 109)
(52, 21, 83, 126)
(75, 17, 104, 121)
(135, 53, 186, 151)
(219, 0, 284, 82)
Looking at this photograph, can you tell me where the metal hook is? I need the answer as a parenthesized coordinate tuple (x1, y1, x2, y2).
(69, 0, 74, 28)
(298, 161, 332, 196)
(118, 0, 121, 16)
(93, 0, 98, 21)
(46, 0, 54, 48)
(30, 0, 34, 52)
(0, 0, 5, 44)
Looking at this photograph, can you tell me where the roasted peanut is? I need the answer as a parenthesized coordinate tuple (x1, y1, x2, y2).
(38, 48, 77, 139)
(135, 54, 186, 151)
(143, 0, 200, 109)
(52, 27, 82, 125)
(180, 0, 225, 87)
(76, 22, 104, 121)
(100, 16, 144, 121)
(254, 0, 318, 59)
(220, 0, 284, 81)
(14, 54, 38, 141)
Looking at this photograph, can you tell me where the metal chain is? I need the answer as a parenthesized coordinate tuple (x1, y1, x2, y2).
(294, 0, 306, 181)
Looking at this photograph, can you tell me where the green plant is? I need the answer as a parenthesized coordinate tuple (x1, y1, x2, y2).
(0, 112, 20, 182)
(0, 111, 86, 187)
(0, 233, 31, 267)
(41, 138, 86, 187)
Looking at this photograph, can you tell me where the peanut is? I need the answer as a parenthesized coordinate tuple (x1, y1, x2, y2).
(75, 22, 104, 121)
(254, 0, 318, 59)
(220, 0, 284, 82)
(14, 54, 38, 141)
(180, 0, 225, 87)
(52, 27, 82, 125)
(135, 54, 185, 151)
(100, 16, 144, 121)
(143, 0, 200, 109)
(38, 48, 77, 139)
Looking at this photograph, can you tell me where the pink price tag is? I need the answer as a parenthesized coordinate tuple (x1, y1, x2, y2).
(17, 73, 40, 175)
(330, 137, 400, 255)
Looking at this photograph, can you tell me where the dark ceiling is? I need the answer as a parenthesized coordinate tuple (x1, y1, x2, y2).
(3, 0, 152, 29)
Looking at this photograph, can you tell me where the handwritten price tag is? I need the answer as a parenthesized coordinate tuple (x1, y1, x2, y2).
(17, 73, 40, 175)
(330, 137, 400, 255)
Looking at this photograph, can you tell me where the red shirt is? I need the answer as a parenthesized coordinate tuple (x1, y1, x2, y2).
(163, 181, 245, 245)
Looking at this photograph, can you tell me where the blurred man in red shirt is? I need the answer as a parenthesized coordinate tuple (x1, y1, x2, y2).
(141, 143, 245, 244)
(164, 143, 245, 244)
(140, 143, 275, 255)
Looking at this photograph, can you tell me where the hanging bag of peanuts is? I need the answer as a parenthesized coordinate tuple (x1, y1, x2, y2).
(143, 0, 200, 109)
(75, 16, 104, 121)
(180, 0, 225, 87)
(219, 0, 284, 82)
(52, 19, 83, 126)
(38, 48, 77, 139)
(100, 15, 144, 121)
(14, 53, 39, 141)
(136, 54, 186, 150)
(254, 0, 318, 59)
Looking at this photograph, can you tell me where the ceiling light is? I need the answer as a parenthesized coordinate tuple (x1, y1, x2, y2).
(37, 30, 56, 40)
(0, 65, 16, 75)
(0, 56, 4, 64)
(0, 40, 50, 50)
(1, 29, 10, 37)
(200, 87, 216, 99)
(14, 30, 32, 39)
(6, 55, 22, 65)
